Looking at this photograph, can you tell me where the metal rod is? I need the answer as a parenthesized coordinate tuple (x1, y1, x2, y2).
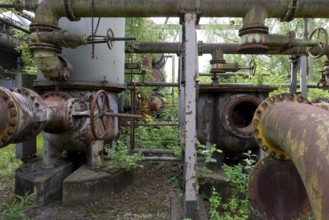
(0, 4, 14, 8)
(130, 148, 175, 154)
(127, 82, 179, 87)
(104, 112, 143, 119)
(142, 156, 180, 162)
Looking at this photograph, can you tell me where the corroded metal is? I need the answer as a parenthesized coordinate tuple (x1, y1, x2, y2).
(197, 84, 275, 154)
(249, 156, 310, 220)
(0, 87, 48, 148)
(252, 93, 329, 219)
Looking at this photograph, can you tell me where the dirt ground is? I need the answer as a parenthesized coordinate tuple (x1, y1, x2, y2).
(1, 162, 181, 220)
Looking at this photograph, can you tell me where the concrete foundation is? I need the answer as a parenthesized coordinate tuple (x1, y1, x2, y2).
(62, 165, 134, 206)
(15, 160, 73, 205)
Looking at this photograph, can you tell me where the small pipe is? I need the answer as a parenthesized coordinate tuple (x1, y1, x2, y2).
(126, 82, 179, 87)
(0, 17, 30, 34)
(142, 156, 180, 162)
(130, 148, 175, 154)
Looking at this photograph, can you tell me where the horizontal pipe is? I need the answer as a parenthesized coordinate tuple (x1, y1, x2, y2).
(0, 17, 30, 34)
(127, 42, 329, 56)
(130, 148, 175, 154)
(254, 94, 329, 219)
(142, 156, 180, 162)
(127, 82, 179, 87)
(0, 33, 21, 52)
(33, 0, 329, 27)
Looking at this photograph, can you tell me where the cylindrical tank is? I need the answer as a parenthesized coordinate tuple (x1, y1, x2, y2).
(197, 84, 275, 155)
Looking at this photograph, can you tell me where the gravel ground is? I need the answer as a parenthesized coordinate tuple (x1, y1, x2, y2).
(1, 162, 181, 220)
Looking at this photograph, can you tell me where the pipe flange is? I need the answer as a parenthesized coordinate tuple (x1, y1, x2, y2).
(28, 42, 62, 53)
(64, 0, 80, 21)
(30, 23, 60, 32)
(222, 94, 261, 138)
(280, 0, 299, 22)
(0, 88, 19, 148)
(10, 88, 48, 142)
(64, 98, 87, 131)
(42, 91, 72, 101)
(210, 59, 226, 74)
(252, 93, 312, 160)
(249, 156, 310, 219)
(238, 24, 269, 37)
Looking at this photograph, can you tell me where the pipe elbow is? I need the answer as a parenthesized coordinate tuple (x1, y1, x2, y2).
(34, 50, 72, 81)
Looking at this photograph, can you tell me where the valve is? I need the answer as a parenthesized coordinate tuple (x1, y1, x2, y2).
(87, 28, 136, 50)
(307, 27, 328, 59)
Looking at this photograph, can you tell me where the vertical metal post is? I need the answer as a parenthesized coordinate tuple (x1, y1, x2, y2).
(304, 18, 313, 82)
(300, 55, 308, 97)
(183, 13, 198, 220)
(289, 56, 300, 94)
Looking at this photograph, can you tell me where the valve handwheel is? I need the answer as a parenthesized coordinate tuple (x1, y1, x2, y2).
(90, 90, 110, 139)
(106, 28, 114, 50)
(307, 27, 328, 59)
(249, 59, 257, 75)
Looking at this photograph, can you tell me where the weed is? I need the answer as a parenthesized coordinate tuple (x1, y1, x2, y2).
(0, 194, 35, 220)
(209, 151, 256, 220)
(105, 139, 143, 171)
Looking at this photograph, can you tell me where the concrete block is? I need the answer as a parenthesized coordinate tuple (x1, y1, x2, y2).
(62, 165, 134, 206)
(15, 160, 73, 205)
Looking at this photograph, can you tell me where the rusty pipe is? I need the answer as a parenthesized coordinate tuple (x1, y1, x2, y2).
(253, 93, 329, 220)
(127, 42, 329, 56)
(0, 33, 21, 52)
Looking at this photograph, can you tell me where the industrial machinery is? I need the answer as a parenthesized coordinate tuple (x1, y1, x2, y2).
(2, 0, 329, 219)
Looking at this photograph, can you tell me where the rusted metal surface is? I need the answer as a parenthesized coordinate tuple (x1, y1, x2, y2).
(249, 156, 310, 220)
(33, 81, 126, 92)
(0, 87, 49, 148)
(221, 94, 261, 138)
(183, 13, 198, 220)
(127, 42, 329, 56)
(90, 90, 111, 140)
(252, 93, 329, 219)
(197, 85, 273, 154)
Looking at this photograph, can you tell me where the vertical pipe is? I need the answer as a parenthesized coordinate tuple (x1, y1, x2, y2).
(183, 13, 198, 220)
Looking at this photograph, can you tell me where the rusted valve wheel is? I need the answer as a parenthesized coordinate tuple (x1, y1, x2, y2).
(90, 90, 110, 140)
(249, 59, 257, 75)
(307, 27, 328, 59)
(106, 28, 114, 50)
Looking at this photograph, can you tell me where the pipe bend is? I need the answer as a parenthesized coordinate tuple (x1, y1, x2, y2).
(34, 49, 72, 81)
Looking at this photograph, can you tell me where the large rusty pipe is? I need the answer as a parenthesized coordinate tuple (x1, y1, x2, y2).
(32, 0, 329, 26)
(253, 93, 329, 220)
(127, 42, 329, 56)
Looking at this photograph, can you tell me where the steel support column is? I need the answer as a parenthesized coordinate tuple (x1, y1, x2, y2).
(290, 56, 300, 93)
(182, 13, 198, 220)
(300, 55, 308, 97)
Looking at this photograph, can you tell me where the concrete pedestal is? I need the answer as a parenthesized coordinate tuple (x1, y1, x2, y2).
(15, 160, 73, 205)
(62, 165, 134, 206)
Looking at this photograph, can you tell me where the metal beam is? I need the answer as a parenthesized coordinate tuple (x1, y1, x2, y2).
(183, 13, 198, 220)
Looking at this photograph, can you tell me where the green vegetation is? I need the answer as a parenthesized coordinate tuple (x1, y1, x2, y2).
(0, 194, 35, 220)
(209, 151, 256, 220)
(105, 138, 143, 171)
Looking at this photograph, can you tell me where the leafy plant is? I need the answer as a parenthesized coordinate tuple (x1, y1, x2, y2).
(105, 139, 143, 171)
(209, 151, 256, 220)
(0, 194, 35, 220)
(197, 144, 222, 174)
